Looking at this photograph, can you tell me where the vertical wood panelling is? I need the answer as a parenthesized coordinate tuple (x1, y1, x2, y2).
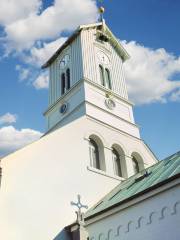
(81, 27, 128, 99)
(81, 28, 97, 83)
(52, 63, 55, 103)
(108, 43, 128, 99)
(48, 26, 129, 109)
(71, 35, 83, 85)
(55, 59, 57, 101)
(49, 66, 52, 105)
(48, 35, 83, 107)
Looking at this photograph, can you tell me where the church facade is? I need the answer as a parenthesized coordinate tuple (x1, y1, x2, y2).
(0, 20, 158, 240)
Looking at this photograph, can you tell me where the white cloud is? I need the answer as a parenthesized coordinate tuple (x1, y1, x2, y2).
(0, 126, 42, 157)
(170, 89, 180, 102)
(15, 37, 66, 87)
(0, 0, 41, 25)
(0, 0, 97, 89)
(25, 37, 67, 67)
(0, 113, 17, 125)
(15, 65, 31, 81)
(33, 71, 49, 89)
(1, 0, 180, 105)
(123, 41, 180, 104)
(3, 0, 97, 51)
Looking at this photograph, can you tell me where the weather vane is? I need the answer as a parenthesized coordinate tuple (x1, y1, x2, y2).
(71, 195, 88, 224)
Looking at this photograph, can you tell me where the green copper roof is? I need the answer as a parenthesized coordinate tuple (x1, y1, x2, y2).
(85, 151, 180, 220)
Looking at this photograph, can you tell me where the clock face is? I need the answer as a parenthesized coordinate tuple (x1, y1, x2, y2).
(59, 54, 70, 69)
(59, 102, 68, 114)
(97, 51, 110, 65)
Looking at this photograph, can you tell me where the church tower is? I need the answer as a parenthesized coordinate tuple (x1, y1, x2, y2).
(42, 19, 157, 178)
(0, 13, 158, 240)
(43, 20, 138, 138)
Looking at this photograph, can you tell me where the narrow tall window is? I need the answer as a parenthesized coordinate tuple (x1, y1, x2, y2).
(105, 68, 111, 89)
(112, 148, 122, 177)
(66, 68, 70, 90)
(89, 139, 100, 170)
(132, 156, 139, 174)
(61, 73, 66, 95)
(99, 65, 105, 87)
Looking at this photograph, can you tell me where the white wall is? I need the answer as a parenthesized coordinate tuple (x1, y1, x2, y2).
(0, 116, 157, 240)
(84, 80, 140, 139)
(86, 183, 180, 240)
(0, 117, 121, 240)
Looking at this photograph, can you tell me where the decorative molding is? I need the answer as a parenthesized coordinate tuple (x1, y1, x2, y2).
(98, 233, 105, 240)
(136, 216, 145, 229)
(107, 229, 113, 240)
(114, 225, 122, 237)
(125, 221, 133, 233)
(159, 206, 171, 220)
(147, 211, 157, 225)
(90, 201, 180, 240)
(171, 201, 180, 215)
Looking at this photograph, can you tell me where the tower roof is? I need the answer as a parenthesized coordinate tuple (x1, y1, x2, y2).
(42, 21, 130, 69)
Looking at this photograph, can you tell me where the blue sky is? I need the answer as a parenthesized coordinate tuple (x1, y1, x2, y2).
(0, 0, 179, 159)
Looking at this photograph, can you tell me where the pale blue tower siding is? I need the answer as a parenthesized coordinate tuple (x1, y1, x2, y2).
(48, 26, 128, 108)
(81, 27, 128, 99)
(48, 35, 83, 107)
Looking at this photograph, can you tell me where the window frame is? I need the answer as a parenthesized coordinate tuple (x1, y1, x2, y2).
(61, 73, 66, 95)
(112, 148, 122, 177)
(132, 156, 140, 174)
(99, 64, 111, 90)
(89, 139, 100, 170)
(61, 68, 71, 95)
(104, 68, 112, 90)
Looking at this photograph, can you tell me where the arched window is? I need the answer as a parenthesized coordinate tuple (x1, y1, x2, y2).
(132, 156, 139, 174)
(61, 69, 71, 95)
(89, 139, 100, 170)
(112, 148, 122, 177)
(61, 73, 66, 95)
(66, 68, 70, 90)
(99, 65, 112, 90)
(105, 68, 111, 89)
(99, 65, 105, 87)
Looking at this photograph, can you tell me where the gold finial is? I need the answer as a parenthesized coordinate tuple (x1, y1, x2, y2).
(99, 6, 105, 14)
(98, 6, 105, 22)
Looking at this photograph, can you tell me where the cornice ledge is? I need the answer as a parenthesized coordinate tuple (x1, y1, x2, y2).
(84, 78, 134, 107)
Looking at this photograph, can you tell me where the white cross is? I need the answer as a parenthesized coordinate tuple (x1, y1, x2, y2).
(71, 194, 88, 211)
(71, 195, 88, 223)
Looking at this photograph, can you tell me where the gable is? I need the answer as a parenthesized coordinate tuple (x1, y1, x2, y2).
(42, 21, 130, 69)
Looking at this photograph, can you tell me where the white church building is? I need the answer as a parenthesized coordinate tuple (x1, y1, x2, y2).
(0, 16, 179, 240)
